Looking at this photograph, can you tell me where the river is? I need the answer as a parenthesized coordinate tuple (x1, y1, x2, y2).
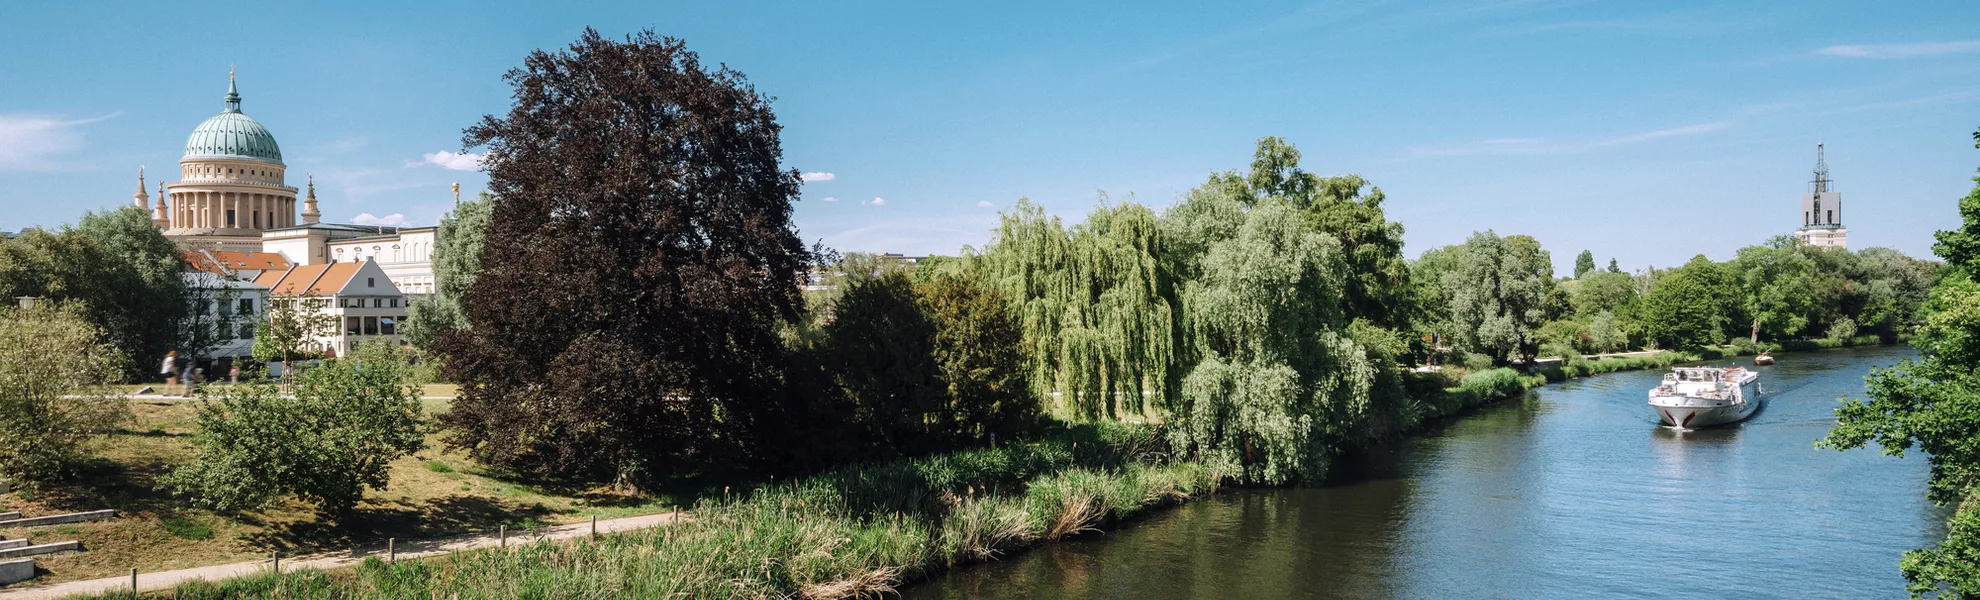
(903, 345, 1944, 599)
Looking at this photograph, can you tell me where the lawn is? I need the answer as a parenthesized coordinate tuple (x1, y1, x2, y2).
(0, 398, 686, 587)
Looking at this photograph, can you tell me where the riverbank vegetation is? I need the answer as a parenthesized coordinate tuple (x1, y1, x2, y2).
(2, 29, 1955, 598)
(1821, 130, 1980, 598)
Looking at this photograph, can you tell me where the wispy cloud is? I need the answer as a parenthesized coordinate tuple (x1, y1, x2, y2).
(821, 196, 839, 203)
(417, 151, 483, 171)
(0, 113, 119, 171)
(1409, 121, 1731, 158)
(350, 213, 410, 227)
(1816, 41, 1980, 59)
(976, 201, 994, 208)
(864, 197, 888, 206)
(801, 172, 836, 182)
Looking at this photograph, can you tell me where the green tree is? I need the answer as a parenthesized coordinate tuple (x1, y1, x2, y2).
(1608, 258, 1621, 273)
(1442, 231, 1552, 363)
(1574, 250, 1596, 279)
(1588, 311, 1628, 353)
(1160, 186, 1377, 484)
(917, 274, 1036, 446)
(251, 294, 336, 369)
(0, 208, 189, 380)
(1570, 270, 1637, 320)
(1731, 236, 1829, 342)
(165, 340, 426, 514)
(0, 304, 130, 482)
(970, 197, 1176, 418)
(1635, 255, 1739, 349)
(403, 192, 492, 351)
(1208, 137, 1411, 329)
(439, 30, 815, 483)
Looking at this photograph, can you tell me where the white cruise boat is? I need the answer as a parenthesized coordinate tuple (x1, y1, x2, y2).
(1648, 366, 1761, 429)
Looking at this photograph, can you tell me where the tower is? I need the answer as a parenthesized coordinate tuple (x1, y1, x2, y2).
(1794, 142, 1848, 248)
(160, 69, 300, 251)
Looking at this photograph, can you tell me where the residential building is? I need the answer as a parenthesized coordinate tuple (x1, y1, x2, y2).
(182, 272, 268, 360)
(253, 259, 408, 356)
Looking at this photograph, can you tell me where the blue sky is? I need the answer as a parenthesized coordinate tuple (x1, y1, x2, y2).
(3, 1, 1977, 274)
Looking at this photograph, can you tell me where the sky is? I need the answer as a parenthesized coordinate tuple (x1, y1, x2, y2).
(3, 0, 1978, 275)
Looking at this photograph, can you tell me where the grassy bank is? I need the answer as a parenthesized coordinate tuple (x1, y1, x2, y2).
(81, 423, 1221, 599)
(0, 399, 677, 587)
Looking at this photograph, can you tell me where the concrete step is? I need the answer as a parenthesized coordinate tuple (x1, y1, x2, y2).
(0, 512, 18, 521)
(0, 509, 115, 529)
(0, 539, 26, 550)
(0, 541, 79, 558)
(0, 558, 31, 585)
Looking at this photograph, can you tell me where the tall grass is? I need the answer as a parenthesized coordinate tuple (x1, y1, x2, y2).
(77, 424, 1225, 600)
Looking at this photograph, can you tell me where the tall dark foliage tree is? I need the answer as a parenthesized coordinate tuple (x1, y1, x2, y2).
(439, 29, 811, 485)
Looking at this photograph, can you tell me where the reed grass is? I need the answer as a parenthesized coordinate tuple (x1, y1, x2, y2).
(74, 424, 1225, 599)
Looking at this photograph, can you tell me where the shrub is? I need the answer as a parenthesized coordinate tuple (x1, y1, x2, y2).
(1458, 368, 1526, 401)
(1827, 317, 1859, 342)
(0, 304, 130, 482)
(164, 340, 426, 514)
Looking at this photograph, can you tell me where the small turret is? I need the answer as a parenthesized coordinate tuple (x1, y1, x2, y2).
(152, 181, 171, 229)
(301, 173, 321, 225)
(133, 166, 148, 209)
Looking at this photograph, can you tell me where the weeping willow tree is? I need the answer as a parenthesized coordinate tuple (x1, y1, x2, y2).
(1160, 186, 1377, 484)
(967, 197, 1177, 419)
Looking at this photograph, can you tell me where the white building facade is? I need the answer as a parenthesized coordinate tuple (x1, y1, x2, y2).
(254, 259, 409, 357)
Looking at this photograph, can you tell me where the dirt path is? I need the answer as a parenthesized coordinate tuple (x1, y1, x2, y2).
(0, 510, 685, 599)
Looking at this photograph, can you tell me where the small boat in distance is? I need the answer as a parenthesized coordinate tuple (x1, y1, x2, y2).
(1754, 352, 1775, 366)
(1649, 366, 1761, 429)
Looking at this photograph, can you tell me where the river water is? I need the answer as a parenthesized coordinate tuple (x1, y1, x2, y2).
(904, 345, 1944, 599)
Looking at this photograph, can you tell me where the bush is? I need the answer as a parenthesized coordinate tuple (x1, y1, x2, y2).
(1458, 368, 1526, 401)
(164, 340, 426, 514)
(1827, 317, 1859, 342)
(0, 304, 130, 482)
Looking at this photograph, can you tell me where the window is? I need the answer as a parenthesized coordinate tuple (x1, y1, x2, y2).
(238, 319, 255, 340)
(390, 298, 399, 308)
(347, 317, 363, 336)
(368, 277, 376, 288)
(227, 210, 236, 227)
(363, 316, 379, 335)
(1828, 210, 1834, 224)
(1805, 211, 1810, 226)
(381, 316, 397, 336)
(372, 298, 383, 308)
(239, 298, 254, 315)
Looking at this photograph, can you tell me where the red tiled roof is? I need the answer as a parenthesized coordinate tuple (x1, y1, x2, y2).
(182, 250, 294, 275)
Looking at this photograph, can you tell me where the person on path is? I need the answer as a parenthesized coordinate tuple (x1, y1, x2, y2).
(182, 366, 199, 397)
(161, 351, 178, 388)
(228, 362, 241, 385)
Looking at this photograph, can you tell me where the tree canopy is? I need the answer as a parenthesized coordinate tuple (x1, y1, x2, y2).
(439, 30, 814, 484)
(0, 207, 188, 379)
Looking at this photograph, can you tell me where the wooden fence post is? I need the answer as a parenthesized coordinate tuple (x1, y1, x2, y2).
(130, 568, 137, 593)
(271, 552, 279, 574)
(499, 525, 506, 548)
(388, 537, 396, 563)
(590, 515, 597, 540)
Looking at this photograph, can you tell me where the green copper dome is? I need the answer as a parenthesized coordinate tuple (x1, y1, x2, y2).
(183, 76, 283, 163)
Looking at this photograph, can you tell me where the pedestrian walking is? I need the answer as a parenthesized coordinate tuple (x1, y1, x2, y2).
(182, 366, 199, 397)
(161, 351, 179, 388)
(229, 362, 241, 385)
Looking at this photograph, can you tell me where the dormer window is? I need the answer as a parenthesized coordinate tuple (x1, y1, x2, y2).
(368, 277, 376, 288)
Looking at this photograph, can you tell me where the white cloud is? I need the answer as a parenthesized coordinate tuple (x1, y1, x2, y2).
(1409, 121, 1730, 158)
(420, 151, 484, 171)
(801, 172, 836, 182)
(0, 113, 118, 171)
(350, 213, 410, 226)
(864, 197, 887, 206)
(1817, 41, 1980, 59)
(822, 196, 839, 202)
(976, 201, 994, 208)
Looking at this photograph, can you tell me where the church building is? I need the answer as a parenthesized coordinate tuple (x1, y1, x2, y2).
(135, 72, 440, 296)
(1794, 142, 1848, 249)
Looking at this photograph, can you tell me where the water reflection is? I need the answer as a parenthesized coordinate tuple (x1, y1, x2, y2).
(904, 346, 1942, 600)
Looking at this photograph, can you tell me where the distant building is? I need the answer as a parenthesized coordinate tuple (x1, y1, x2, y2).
(1794, 142, 1848, 248)
(253, 259, 408, 356)
(137, 70, 439, 296)
(183, 249, 293, 282)
(183, 271, 268, 360)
